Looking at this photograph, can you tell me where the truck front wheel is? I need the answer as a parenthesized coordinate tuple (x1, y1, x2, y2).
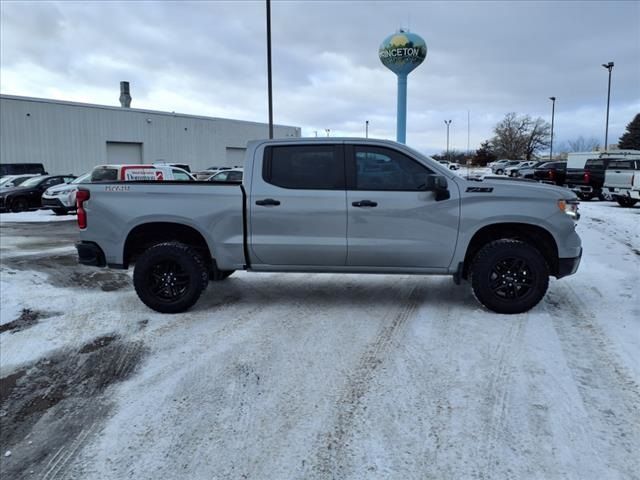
(470, 239, 549, 314)
(133, 242, 209, 313)
(616, 196, 638, 208)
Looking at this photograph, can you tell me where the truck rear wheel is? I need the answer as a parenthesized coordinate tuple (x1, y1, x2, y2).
(133, 242, 209, 313)
(470, 239, 549, 314)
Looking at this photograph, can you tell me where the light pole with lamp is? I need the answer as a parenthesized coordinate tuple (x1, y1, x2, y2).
(444, 120, 452, 161)
(602, 61, 614, 151)
(365, 120, 369, 138)
(549, 96, 556, 161)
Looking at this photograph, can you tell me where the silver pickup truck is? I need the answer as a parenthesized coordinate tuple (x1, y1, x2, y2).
(76, 138, 582, 314)
(603, 156, 640, 207)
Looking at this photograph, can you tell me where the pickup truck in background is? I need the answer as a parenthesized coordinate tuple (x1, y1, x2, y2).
(533, 161, 567, 186)
(75, 138, 582, 315)
(603, 156, 640, 207)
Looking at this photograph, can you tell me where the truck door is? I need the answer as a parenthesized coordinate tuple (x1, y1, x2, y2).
(249, 144, 347, 266)
(345, 145, 459, 269)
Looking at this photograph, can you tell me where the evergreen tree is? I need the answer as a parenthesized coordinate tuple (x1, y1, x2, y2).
(472, 141, 497, 166)
(618, 113, 640, 150)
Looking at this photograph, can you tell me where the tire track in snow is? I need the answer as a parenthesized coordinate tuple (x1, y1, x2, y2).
(305, 285, 423, 479)
(545, 283, 640, 479)
(472, 315, 527, 480)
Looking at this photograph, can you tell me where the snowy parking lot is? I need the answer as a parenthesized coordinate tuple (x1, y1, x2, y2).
(0, 203, 638, 480)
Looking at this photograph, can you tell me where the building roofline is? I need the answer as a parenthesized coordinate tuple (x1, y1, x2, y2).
(0, 93, 300, 130)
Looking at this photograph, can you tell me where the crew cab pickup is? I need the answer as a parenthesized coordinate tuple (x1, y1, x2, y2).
(603, 156, 640, 207)
(76, 138, 582, 315)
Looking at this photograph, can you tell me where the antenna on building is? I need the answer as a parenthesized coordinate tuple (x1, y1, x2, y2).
(119, 81, 131, 108)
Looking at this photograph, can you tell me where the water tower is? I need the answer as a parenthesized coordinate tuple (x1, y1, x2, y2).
(379, 30, 427, 143)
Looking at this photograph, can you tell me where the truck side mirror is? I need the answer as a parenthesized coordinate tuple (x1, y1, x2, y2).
(424, 174, 450, 201)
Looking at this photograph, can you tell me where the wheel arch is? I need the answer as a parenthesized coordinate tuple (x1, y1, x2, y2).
(462, 222, 559, 279)
(123, 222, 213, 269)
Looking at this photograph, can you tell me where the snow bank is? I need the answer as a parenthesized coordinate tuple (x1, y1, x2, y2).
(0, 210, 76, 223)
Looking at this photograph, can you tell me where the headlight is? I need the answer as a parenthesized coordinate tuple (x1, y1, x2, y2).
(558, 199, 580, 220)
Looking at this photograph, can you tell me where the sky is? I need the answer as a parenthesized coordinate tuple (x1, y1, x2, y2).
(1, 0, 638, 155)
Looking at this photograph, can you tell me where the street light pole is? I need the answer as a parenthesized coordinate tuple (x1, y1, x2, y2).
(444, 120, 452, 161)
(365, 120, 369, 139)
(602, 61, 614, 151)
(549, 96, 556, 161)
(266, 0, 273, 139)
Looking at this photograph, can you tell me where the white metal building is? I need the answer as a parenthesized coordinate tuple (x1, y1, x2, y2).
(0, 94, 301, 175)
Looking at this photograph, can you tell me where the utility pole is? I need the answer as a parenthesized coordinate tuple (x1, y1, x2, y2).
(467, 110, 470, 154)
(549, 97, 556, 161)
(365, 120, 369, 138)
(444, 120, 452, 161)
(602, 61, 614, 151)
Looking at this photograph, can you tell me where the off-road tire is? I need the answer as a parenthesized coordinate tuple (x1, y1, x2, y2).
(470, 239, 549, 314)
(616, 196, 638, 208)
(10, 197, 28, 213)
(133, 242, 209, 313)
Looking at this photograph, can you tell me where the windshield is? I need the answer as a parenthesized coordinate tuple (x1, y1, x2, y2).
(20, 176, 46, 187)
(0, 176, 15, 186)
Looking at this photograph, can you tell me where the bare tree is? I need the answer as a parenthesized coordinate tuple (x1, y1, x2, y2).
(491, 113, 551, 160)
(566, 136, 600, 152)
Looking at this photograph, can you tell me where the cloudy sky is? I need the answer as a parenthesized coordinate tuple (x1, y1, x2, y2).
(1, 0, 638, 154)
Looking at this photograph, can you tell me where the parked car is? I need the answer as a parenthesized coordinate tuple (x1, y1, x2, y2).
(76, 138, 582, 315)
(563, 151, 640, 201)
(0, 174, 41, 188)
(41, 172, 91, 215)
(437, 161, 461, 171)
(0, 175, 76, 212)
(492, 160, 521, 175)
(512, 161, 547, 179)
(0, 163, 47, 177)
(195, 166, 240, 180)
(207, 168, 243, 182)
(487, 159, 511, 169)
(153, 162, 191, 173)
(603, 157, 640, 207)
(506, 161, 537, 177)
(533, 161, 567, 186)
(565, 157, 612, 200)
(91, 165, 194, 182)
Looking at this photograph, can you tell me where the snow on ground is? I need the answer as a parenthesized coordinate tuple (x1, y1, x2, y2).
(0, 209, 76, 223)
(0, 202, 638, 479)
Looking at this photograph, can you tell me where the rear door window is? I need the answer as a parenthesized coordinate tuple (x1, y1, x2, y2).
(608, 160, 635, 170)
(264, 145, 344, 190)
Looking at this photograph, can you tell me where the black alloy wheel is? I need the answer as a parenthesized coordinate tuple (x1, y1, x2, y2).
(488, 257, 535, 300)
(148, 260, 191, 302)
(133, 242, 209, 313)
(471, 239, 549, 314)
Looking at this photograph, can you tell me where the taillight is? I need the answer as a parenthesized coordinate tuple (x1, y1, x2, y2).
(76, 189, 90, 229)
(584, 171, 591, 183)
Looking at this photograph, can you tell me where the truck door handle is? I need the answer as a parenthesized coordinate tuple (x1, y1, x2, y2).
(352, 200, 378, 207)
(255, 198, 281, 206)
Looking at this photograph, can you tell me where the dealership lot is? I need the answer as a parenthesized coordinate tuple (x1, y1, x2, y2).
(0, 204, 638, 480)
